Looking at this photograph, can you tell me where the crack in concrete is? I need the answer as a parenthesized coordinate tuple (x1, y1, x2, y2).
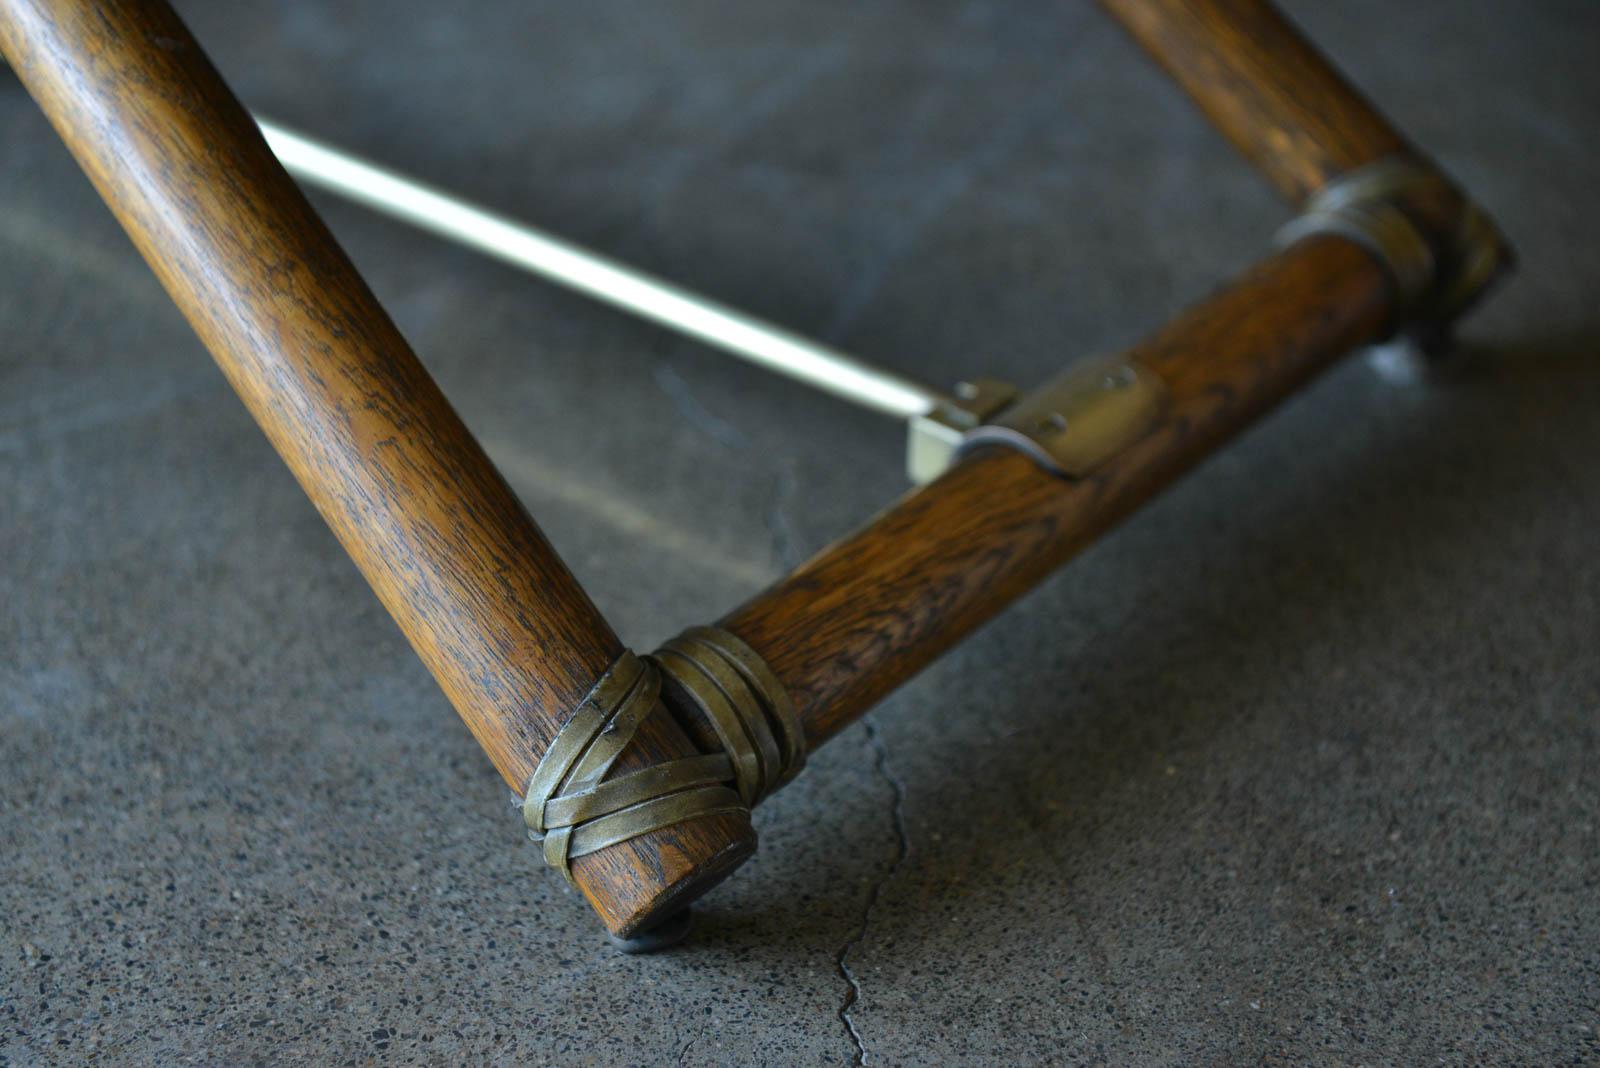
(675, 1026, 704, 1067)
(833, 716, 911, 1066)
(654, 361, 909, 1065)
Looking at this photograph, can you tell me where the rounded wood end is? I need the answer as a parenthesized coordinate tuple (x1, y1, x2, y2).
(572, 810, 757, 939)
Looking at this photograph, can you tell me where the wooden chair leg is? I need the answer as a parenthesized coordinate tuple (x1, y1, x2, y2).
(1099, 0, 1513, 330)
(1099, 0, 1411, 204)
(0, 0, 753, 938)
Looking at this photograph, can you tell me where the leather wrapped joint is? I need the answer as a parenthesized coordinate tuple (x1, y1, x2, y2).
(1275, 157, 1512, 333)
(521, 629, 803, 885)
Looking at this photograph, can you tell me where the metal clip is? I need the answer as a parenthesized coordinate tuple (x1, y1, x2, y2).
(906, 378, 1019, 483)
(957, 357, 1165, 479)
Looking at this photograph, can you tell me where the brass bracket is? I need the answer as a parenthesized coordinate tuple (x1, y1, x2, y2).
(909, 357, 1166, 483)
(959, 358, 1166, 478)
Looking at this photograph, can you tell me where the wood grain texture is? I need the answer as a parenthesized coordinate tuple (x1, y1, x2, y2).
(722, 237, 1394, 746)
(0, 0, 751, 937)
(1099, 0, 1411, 204)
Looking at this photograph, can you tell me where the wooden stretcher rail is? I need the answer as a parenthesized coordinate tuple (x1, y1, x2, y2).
(0, 0, 751, 937)
(722, 0, 1511, 763)
(722, 236, 1392, 745)
(710, 0, 1512, 913)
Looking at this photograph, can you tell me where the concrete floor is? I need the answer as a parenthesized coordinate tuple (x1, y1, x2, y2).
(3, 1, 1597, 1064)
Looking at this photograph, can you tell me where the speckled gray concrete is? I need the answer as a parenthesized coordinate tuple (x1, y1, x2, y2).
(2, 2, 1597, 1064)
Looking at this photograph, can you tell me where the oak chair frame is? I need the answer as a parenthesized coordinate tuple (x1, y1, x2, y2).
(0, 0, 1512, 944)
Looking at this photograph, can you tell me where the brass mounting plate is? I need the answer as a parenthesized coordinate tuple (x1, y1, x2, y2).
(958, 357, 1166, 478)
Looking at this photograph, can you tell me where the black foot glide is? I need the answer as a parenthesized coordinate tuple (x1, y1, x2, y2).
(608, 908, 694, 954)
